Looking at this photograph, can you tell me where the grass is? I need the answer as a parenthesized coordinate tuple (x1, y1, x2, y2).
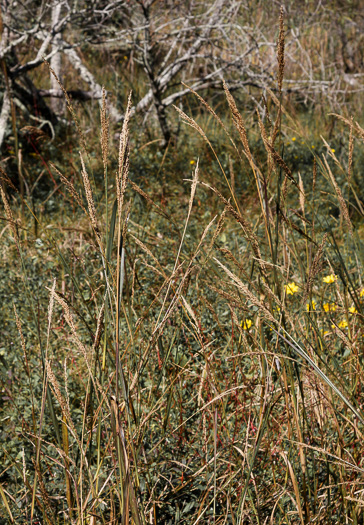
(1, 24, 364, 525)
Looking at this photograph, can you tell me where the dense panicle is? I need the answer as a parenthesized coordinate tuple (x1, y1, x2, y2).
(277, 6, 285, 94)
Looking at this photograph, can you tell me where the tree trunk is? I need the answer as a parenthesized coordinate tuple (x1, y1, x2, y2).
(50, 1, 64, 115)
(0, 90, 11, 150)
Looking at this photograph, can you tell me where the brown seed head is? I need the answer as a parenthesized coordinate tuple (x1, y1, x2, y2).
(277, 6, 285, 94)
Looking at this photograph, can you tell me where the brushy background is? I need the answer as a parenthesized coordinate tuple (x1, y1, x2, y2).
(1, 2, 364, 524)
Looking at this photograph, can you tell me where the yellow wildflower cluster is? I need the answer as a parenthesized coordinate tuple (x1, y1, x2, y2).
(242, 319, 252, 330)
(323, 302, 336, 312)
(323, 274, 337, 284)
(285, 282, 299, 295)
(331, 320, 348, 329)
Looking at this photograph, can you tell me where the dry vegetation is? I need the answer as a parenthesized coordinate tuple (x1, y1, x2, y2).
(1, 2, 364, 524)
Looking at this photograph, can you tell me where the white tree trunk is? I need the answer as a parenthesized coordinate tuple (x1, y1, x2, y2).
(64, 47, 124, 122)
(0, 91, 11, 150)
(50, 1, 64, 115)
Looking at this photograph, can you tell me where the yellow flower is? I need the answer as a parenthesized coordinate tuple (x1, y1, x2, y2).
(285, 282, 299, 295)
(306, 300, 316, 311)
(311, 145, 315, 148)
(349, 306, 357, 314)
(323, 302, 336, 312)
(190, 160, 195, 165)
(323, 274, 337, 284)
(360, 289, 364, 297)
(242, 319, 252, 330)
(292, 137, 296, 141)
(331, 148, 335, 153)
(331, 320, 348, 329)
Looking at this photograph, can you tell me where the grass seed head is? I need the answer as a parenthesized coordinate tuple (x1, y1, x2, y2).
(277, 6, 285, 94)
(100, 86, 110, 176)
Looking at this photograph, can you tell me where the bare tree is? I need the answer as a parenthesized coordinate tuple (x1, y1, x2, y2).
(86, 0, 278, 144)
(0, 0, 363, 150)
(0, 0, 123, 148)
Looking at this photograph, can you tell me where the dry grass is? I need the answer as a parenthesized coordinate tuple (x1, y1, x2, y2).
(1, 12, 364, 525)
